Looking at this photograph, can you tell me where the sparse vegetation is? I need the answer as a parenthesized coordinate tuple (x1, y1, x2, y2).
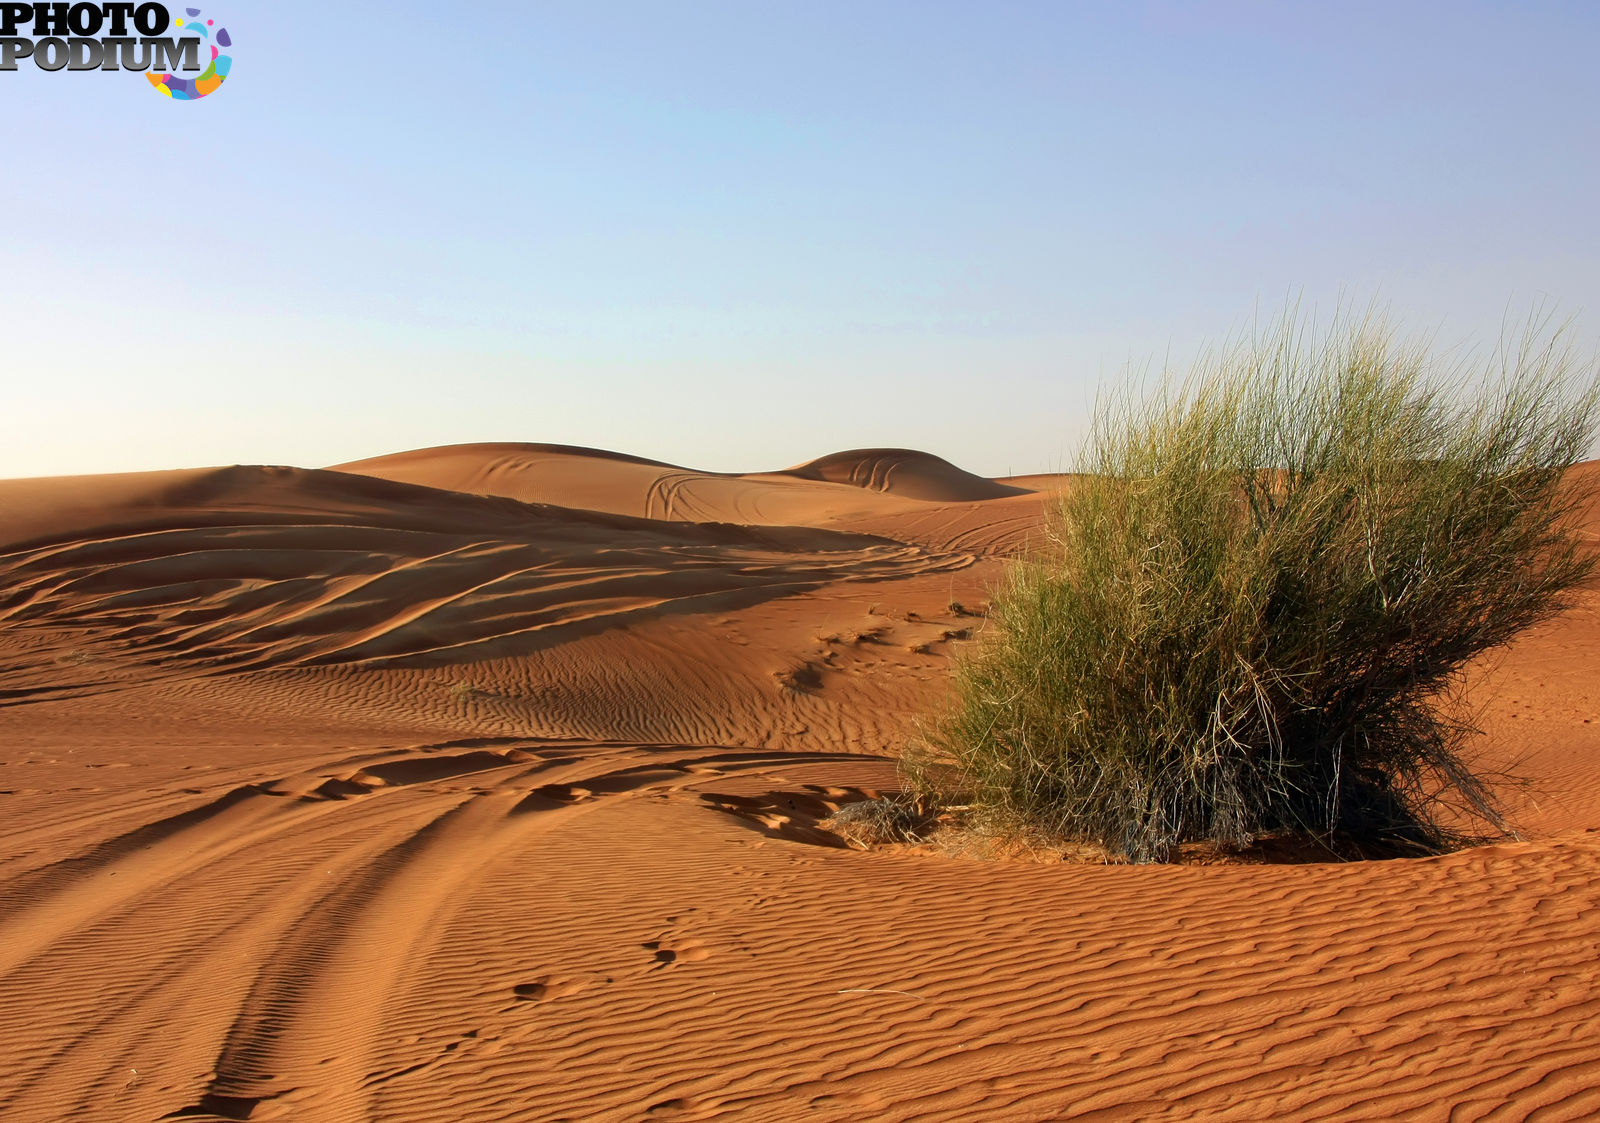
(821, 797, 934, 848)
(776, 661, 824, 693)
(910, 311, 1600, 862)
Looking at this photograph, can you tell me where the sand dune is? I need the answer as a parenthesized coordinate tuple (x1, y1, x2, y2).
(0, 464, 970, 698)
(332, 443, 1040, 528)
(781, 448, 1032, 501)
(2, 449, 1598, 1121)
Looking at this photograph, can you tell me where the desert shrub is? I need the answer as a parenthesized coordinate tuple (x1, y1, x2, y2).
(913, 312, 1599, 862)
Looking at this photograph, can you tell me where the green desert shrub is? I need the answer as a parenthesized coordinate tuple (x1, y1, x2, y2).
(914, 312, 1599, 862)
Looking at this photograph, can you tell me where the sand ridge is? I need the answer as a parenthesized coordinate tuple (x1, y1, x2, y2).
(1, 446, 1598, 1121)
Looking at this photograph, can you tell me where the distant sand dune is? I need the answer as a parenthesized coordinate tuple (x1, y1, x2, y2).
(332, 442, 1040, 523)
(782, 447, 1033, 501)
(1, 450, 1597, 1122)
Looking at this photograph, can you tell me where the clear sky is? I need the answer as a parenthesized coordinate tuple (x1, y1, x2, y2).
(3, 0, 1597, 479)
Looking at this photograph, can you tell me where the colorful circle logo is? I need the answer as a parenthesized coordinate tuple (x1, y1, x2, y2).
(147, 7, 230, 100)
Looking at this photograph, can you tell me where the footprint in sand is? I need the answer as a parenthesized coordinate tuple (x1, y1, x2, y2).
(642, 938, 711, 967)
(509, 974, 596, 1002)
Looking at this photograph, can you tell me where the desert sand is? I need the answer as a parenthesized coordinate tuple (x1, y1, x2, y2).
(2, 444, 1598, 1122)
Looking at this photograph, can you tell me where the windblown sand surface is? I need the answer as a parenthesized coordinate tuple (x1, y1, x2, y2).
(2, 445, 1598, 1121)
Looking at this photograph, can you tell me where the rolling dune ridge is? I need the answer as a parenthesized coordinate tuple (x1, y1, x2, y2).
(2, 446, 1598, 1122)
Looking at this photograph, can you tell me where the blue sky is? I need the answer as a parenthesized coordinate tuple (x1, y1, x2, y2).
(3, 0, 1597, 478)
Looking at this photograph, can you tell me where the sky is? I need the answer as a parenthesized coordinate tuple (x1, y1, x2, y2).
(2, 0, 1597, 479)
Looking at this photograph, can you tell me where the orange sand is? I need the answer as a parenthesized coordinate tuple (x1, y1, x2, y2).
(2, 445, 1598, 1121)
